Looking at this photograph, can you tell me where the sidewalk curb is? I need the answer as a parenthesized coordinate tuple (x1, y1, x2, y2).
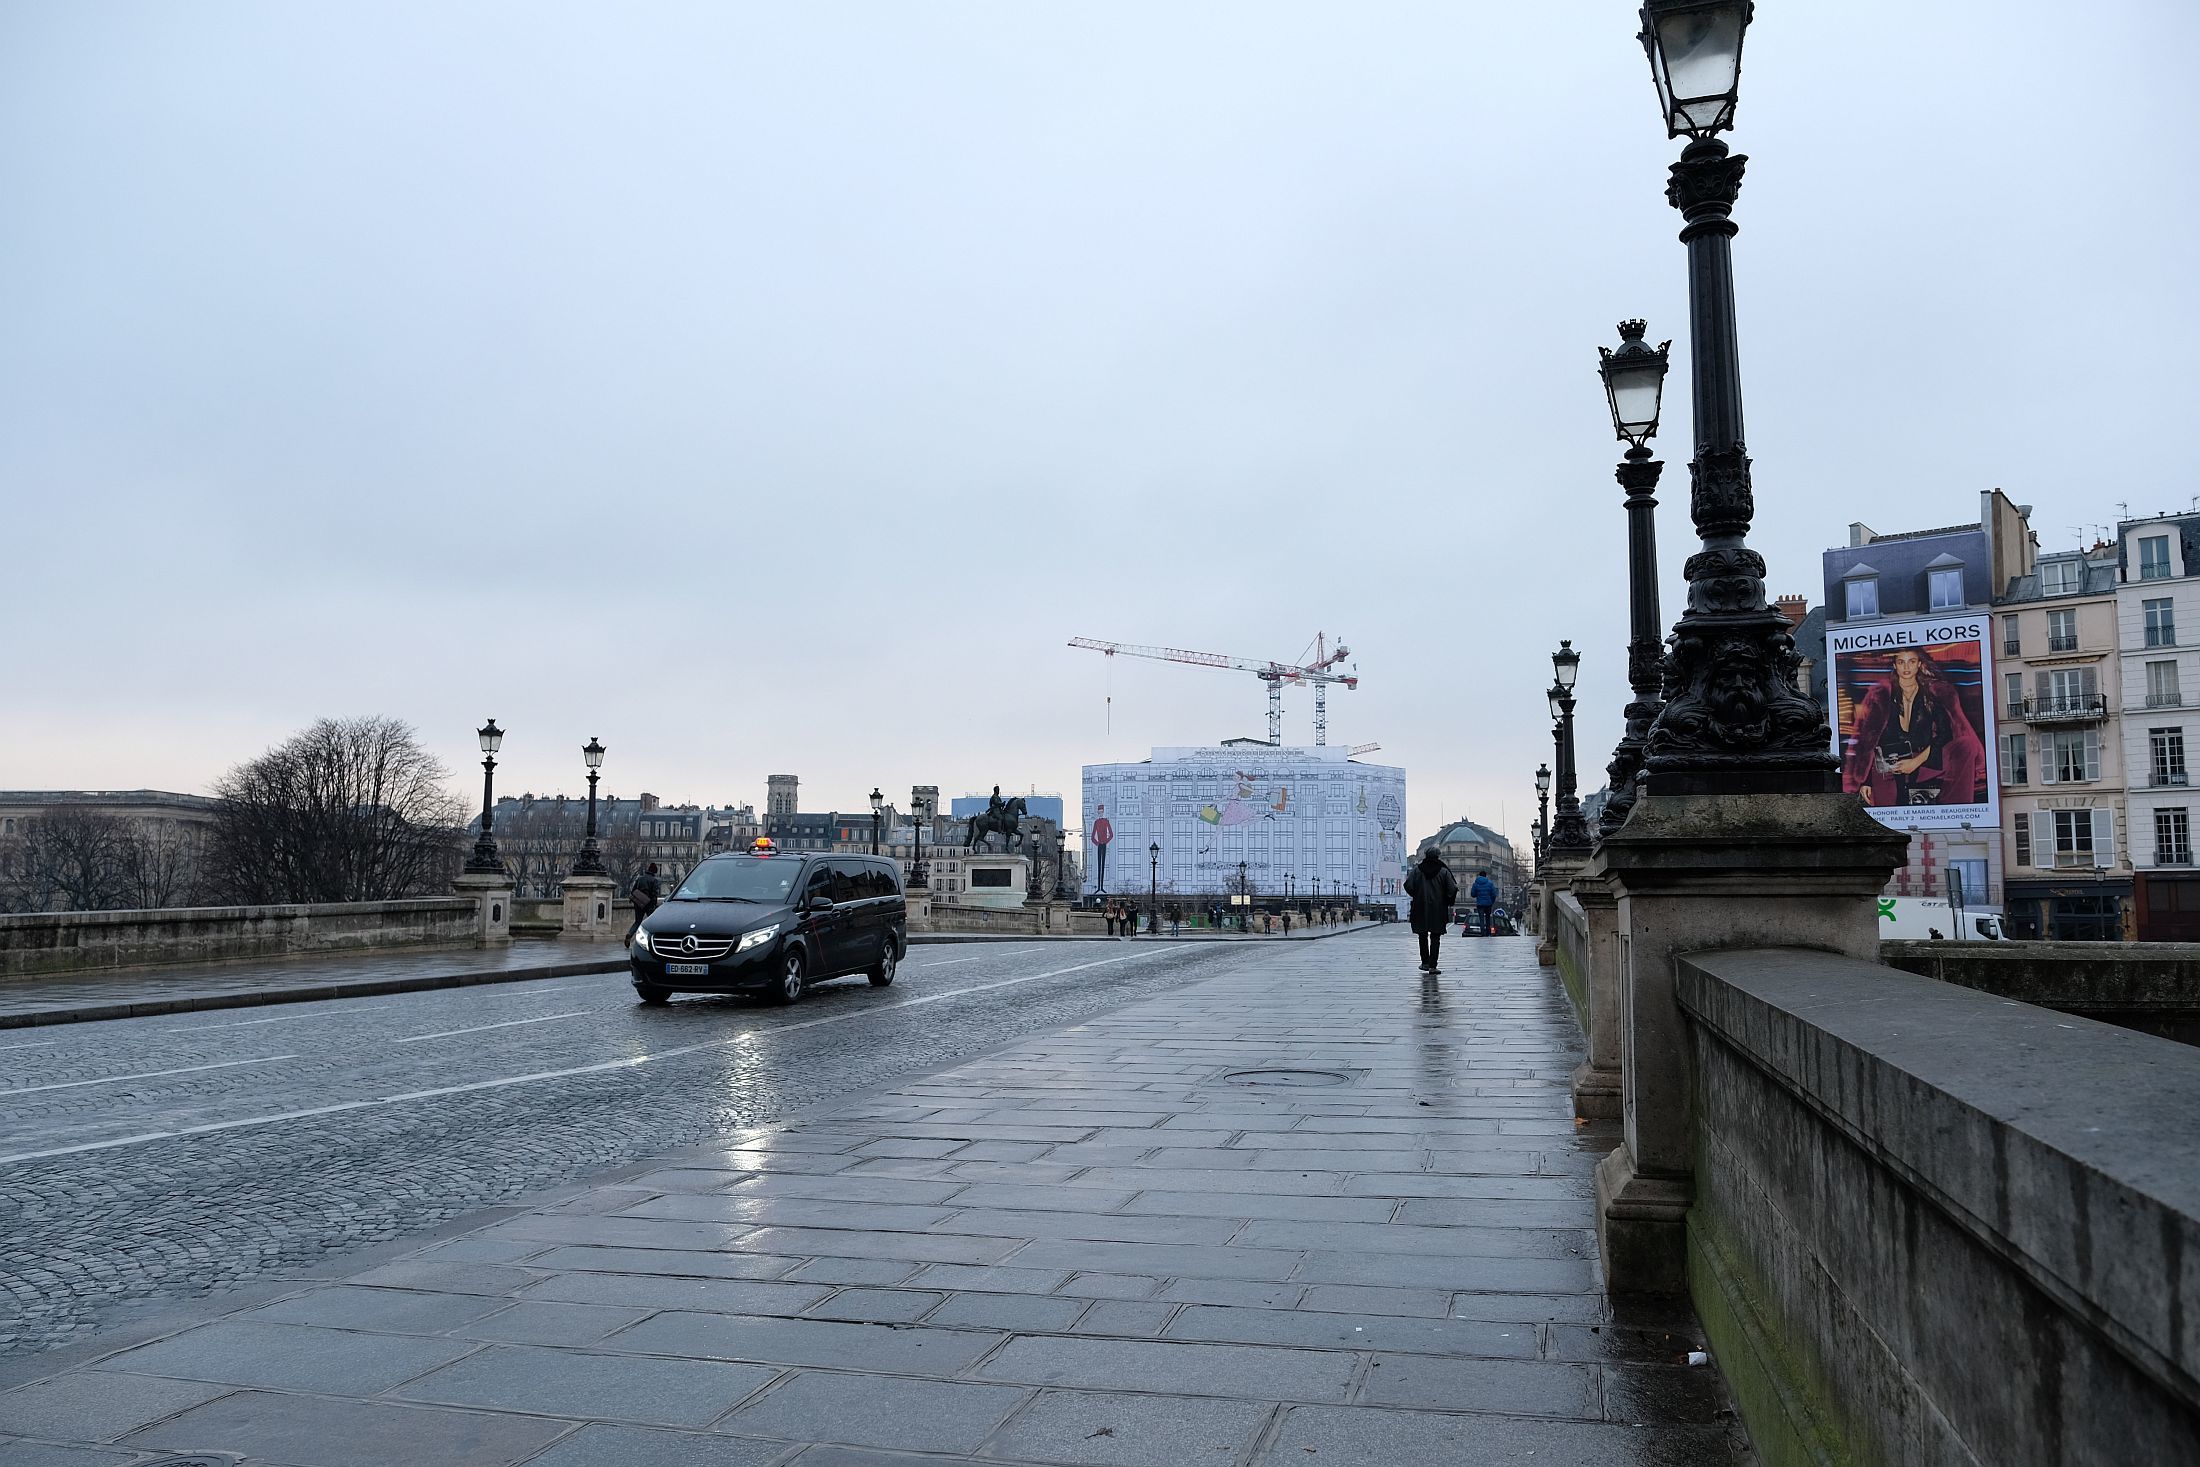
(0, 955, 633, 1030)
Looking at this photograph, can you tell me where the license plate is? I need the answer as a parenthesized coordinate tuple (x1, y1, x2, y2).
(665, 962, 711, 976)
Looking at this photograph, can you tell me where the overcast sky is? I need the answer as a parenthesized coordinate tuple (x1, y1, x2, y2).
(5, 1, 2195, 850)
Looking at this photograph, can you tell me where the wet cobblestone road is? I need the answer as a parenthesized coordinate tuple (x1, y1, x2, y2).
(1, 939, 1275, 1354)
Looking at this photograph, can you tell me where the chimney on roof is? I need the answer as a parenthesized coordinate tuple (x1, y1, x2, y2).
(1849, 522, 1877, 547)
(1775, 594, 1808, 628)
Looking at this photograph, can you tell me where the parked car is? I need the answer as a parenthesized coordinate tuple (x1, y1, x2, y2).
(629, 850, 906, 1006)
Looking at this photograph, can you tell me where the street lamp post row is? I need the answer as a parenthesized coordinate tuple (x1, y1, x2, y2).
(462, 723, 612, 880)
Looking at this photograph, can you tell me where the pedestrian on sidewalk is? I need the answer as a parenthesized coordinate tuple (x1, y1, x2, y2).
(1404, 848, 1458, 973)
(1104, 906, 1117, 937)
(1168, 904, 1181, 937)
(1280, 909, 1291, 936)
(1470, 868, 1498, 936)
(626, 863, 663, 945)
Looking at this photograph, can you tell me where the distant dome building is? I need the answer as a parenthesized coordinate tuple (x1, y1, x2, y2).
(1414, 819, 1522, 907)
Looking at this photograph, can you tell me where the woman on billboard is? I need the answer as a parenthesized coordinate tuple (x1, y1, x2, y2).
(1842, 648, 1986, 808)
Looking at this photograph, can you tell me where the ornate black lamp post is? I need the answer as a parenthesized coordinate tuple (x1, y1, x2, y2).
(1547, 644, 1594, 858)
(907, 787, 930, 887)
(464, 719, 505, 874)
(1595, 320, 1672, 836)
(869, 787, 883, 856)
(1635, 0, 1834, 795)
(572, 737, 608, 876)
(1534, 763, 1551, 867)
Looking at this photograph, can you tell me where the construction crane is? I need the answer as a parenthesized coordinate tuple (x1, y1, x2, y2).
(1068, 635, 1359, 746)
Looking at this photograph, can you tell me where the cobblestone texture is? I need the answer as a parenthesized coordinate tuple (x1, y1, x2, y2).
(1, 942, 1252, 1354)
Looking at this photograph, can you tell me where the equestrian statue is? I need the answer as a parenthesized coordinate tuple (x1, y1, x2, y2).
(964, 786, 1029, 853)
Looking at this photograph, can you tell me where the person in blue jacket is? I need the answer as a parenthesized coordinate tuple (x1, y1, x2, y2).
(1469, 869, 1498, 936)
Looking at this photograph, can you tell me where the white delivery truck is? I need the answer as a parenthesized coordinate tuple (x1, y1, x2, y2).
(1877, 895, 2007, 942)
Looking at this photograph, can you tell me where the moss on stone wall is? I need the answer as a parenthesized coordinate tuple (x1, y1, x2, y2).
(1689, 1206, 1856, 1467)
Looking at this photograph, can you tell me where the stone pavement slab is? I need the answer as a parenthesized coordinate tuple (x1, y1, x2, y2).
(0, 926, 1751, 1466)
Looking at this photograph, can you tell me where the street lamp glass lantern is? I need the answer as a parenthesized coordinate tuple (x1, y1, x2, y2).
(870, 787, 884, 815)
(1535, 764, 1552, 796)
(477, 718, 503, 755)
(581, 737, 605, 770)
(1599, 321, 1672, 448)
(1639, 0, 1752, 140)
(1547, 684, 1565, 722)
(1552, 641, 1581, 691)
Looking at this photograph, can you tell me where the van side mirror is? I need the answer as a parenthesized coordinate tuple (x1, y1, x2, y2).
(806, 893, 836, 912)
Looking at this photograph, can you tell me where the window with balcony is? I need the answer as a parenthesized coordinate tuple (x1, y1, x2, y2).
(2000, 732, 2027, 786)
(2033, 666, 2100, 720)
(1844, 576, 1879, 619)
(2145, 597, 2176, 647)
(2013, 812, 2032, 867)
(2001, 614, 2020, 656)
(1928, 567, 1964, 610)
(2151, 727, 2189, 787)
(2147, 660, 2182, 708)
(2046, 608, 2078, 652)
(2141, 535, 2174, 581)
(2004, 672, 2025, 718)
(1947, 857, 1988, 908)
(2041, 729, 2098, 784)
(2158, 809, 2194, 866)
(2042, 560, 2081, 596)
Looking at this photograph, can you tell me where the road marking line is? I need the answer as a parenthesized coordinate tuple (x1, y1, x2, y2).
(394, 1012, 591, 1044)
(0, 1039, 65, 1051)
(165, 1009, 386, 1033)
(906, 948, 1036, 969)
(0, 946, 1190, 1164)
(0, 1054, 299, 1098)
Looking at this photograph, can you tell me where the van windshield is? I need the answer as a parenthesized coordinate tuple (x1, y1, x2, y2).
(671, 857, 801, 903)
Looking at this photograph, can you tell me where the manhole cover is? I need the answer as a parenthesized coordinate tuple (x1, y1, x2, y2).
(1220, 1067, 1355, 1088)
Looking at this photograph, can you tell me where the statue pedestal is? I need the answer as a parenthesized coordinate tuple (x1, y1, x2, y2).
(960, 855, 1031, 910)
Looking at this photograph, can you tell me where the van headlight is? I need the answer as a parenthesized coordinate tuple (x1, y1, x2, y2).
(736, 924, 780, 953)
(632, 929, 652, 954)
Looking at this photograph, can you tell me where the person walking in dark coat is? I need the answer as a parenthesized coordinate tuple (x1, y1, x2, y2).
(1403, 849, 1459, 973)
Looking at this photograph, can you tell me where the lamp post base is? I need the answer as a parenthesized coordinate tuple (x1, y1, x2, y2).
(561, 875, 620, 942)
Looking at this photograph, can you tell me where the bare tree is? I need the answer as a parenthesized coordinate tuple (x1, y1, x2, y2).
(7, 811, 133, 911)
(205, 716, 468, 904)
(113, 826, 205, 910)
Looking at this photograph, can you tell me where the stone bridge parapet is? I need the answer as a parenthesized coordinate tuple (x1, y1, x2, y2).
(1678, 946, 2200, 1465)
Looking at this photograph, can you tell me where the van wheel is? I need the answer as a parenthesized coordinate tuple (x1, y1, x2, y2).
(868, 942, 898, 988)
(636, 985, 669, 1006)
(765, 949, 806, 1005)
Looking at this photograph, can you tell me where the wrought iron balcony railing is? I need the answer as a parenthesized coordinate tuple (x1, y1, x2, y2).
(2019, 694, 2108, 724)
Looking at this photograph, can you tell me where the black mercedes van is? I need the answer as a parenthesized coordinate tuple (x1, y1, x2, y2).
(629, 850, 906, 1006)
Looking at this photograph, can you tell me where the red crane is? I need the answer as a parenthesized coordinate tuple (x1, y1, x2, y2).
(1068, 634, 1359, 746)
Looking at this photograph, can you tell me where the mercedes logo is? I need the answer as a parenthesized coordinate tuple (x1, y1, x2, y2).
(682, 934, 698, 955)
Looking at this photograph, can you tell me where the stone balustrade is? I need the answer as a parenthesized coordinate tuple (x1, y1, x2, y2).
(1678, 947, 2200, 1465)
(0, 898, 486, 977)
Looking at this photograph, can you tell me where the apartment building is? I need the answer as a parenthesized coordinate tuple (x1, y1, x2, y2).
(2116, 513, 2200, 940)
(1994, 544, 2131, 939)
(1822, 491, 2036, 913)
